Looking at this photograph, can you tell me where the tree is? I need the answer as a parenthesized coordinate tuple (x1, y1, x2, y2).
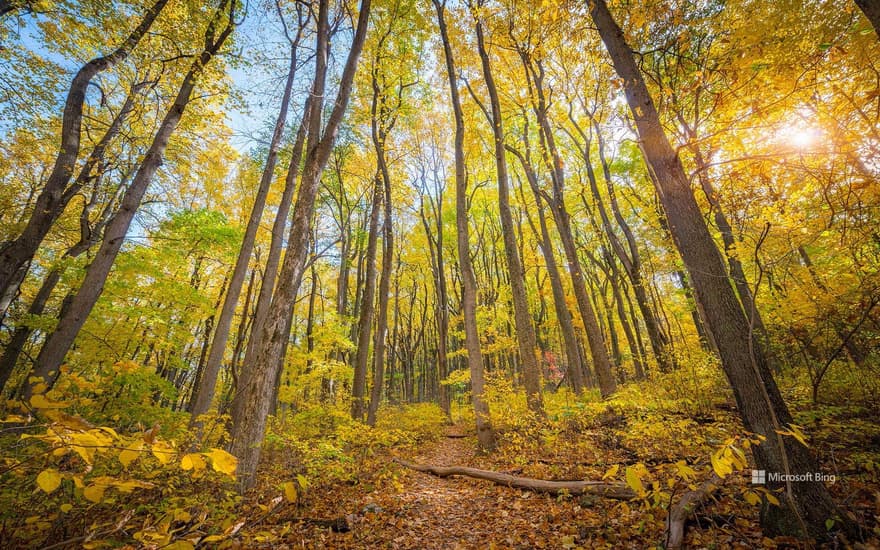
(432, 0, 496, 451)
(472, 2, 544, 415)
(229, 0, 372, 489)
(188, 3, 307, 428)
(24, 0, 238, 397)
(0, 0, 169, 317)
(587, 0, 855, 538)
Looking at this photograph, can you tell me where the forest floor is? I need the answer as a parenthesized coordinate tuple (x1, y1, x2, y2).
(5, 378, 880, 548)
(245, 424, 758, 549)
(235, 396, 880, 550)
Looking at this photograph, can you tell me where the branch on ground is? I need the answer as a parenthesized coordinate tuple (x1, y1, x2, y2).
(665, 472, 724, 549)
(393, 457, 636, 499)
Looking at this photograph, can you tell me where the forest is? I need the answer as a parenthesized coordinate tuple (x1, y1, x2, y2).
(1, 0, 879, 547)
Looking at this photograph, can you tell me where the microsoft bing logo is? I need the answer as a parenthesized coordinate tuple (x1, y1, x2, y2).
(751, 470, 766, 484)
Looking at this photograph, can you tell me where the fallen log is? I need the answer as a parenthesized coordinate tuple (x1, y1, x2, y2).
(665, 472, 723, 549)
(392, 458, 636, 500)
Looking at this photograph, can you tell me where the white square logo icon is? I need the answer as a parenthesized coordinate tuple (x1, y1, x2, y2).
(751, 470, 766, 484)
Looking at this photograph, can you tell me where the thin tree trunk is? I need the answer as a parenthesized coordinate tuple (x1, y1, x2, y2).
(588, 0, 855, 538)
(229, 0, 371, 489)
(519, 52, 617, 397)
(508, 144, 586, 394)
(474, 13, 543, 415)
(351, 177, 382, 421)
(577, 116, 674, 372)
(366, 67, 398, 425)
(24, 1, 236, 397)
(433, 0, 496, 451)
(189, 32, 300, 426)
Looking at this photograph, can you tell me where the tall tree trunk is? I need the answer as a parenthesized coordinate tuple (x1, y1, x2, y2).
(519, 52, 617, 397)
(433, 0, 496, 451)
(351, 177, 382, 421)
(367, 181, 393, 426)
(242, 98, 313, 377)
(229, 0, 371, 489)
(675, 270, 715, 352)
(24, 1, 237, 398)
(608, 254, 646, 379)
(474, 13, 543, 415)
(588, 0, 855, 539)
(508, 144, 586, 394)
(576, 116, 674, 372)
(0, 0, 169, 313)
(420, 189, 451, 415)
(366, 64, 398, 426)
(189, 35, 300, 427)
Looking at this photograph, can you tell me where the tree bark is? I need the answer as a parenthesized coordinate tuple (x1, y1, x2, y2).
(508, 143, 586, 394)
(229, 0, 372, 489)
(433, 0, 496, 451)
(0, 0, 169, 314)
(24, 0, 236, 398)
(578, 115, 674, 372)
(366, 61, 398, 426)
(588, 0, 856, 539)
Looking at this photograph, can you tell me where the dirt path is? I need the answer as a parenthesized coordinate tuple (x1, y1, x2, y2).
(287, 429, 635, 549)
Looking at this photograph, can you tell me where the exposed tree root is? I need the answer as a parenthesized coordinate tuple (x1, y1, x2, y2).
(665, 472, 723, 549)
(393, 458, 636, 499)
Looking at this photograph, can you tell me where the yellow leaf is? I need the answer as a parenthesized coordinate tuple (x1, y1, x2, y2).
(83, 484, 106, 503)
(70, 432, 100, 464)
(119, 441, 144, 468)
(113, 479, 155, 493)
(164, 541, 195, 550)
(625, 465, 645, 496)
(181, 453, 206, 472)
(60, 503, 73, 513)
(151, 440, 174, 465)
(675, 460, 696, 480)
(29, 394, 69, 409)
(744, 490, 761, 505)
(37, 469, 62, 494)
(282, 481, 298, 502)
(205, 448, 237, 477)
(765, 491, 780, 506)
(710, 451, 733, 478)
(602, 464, 619, 480)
